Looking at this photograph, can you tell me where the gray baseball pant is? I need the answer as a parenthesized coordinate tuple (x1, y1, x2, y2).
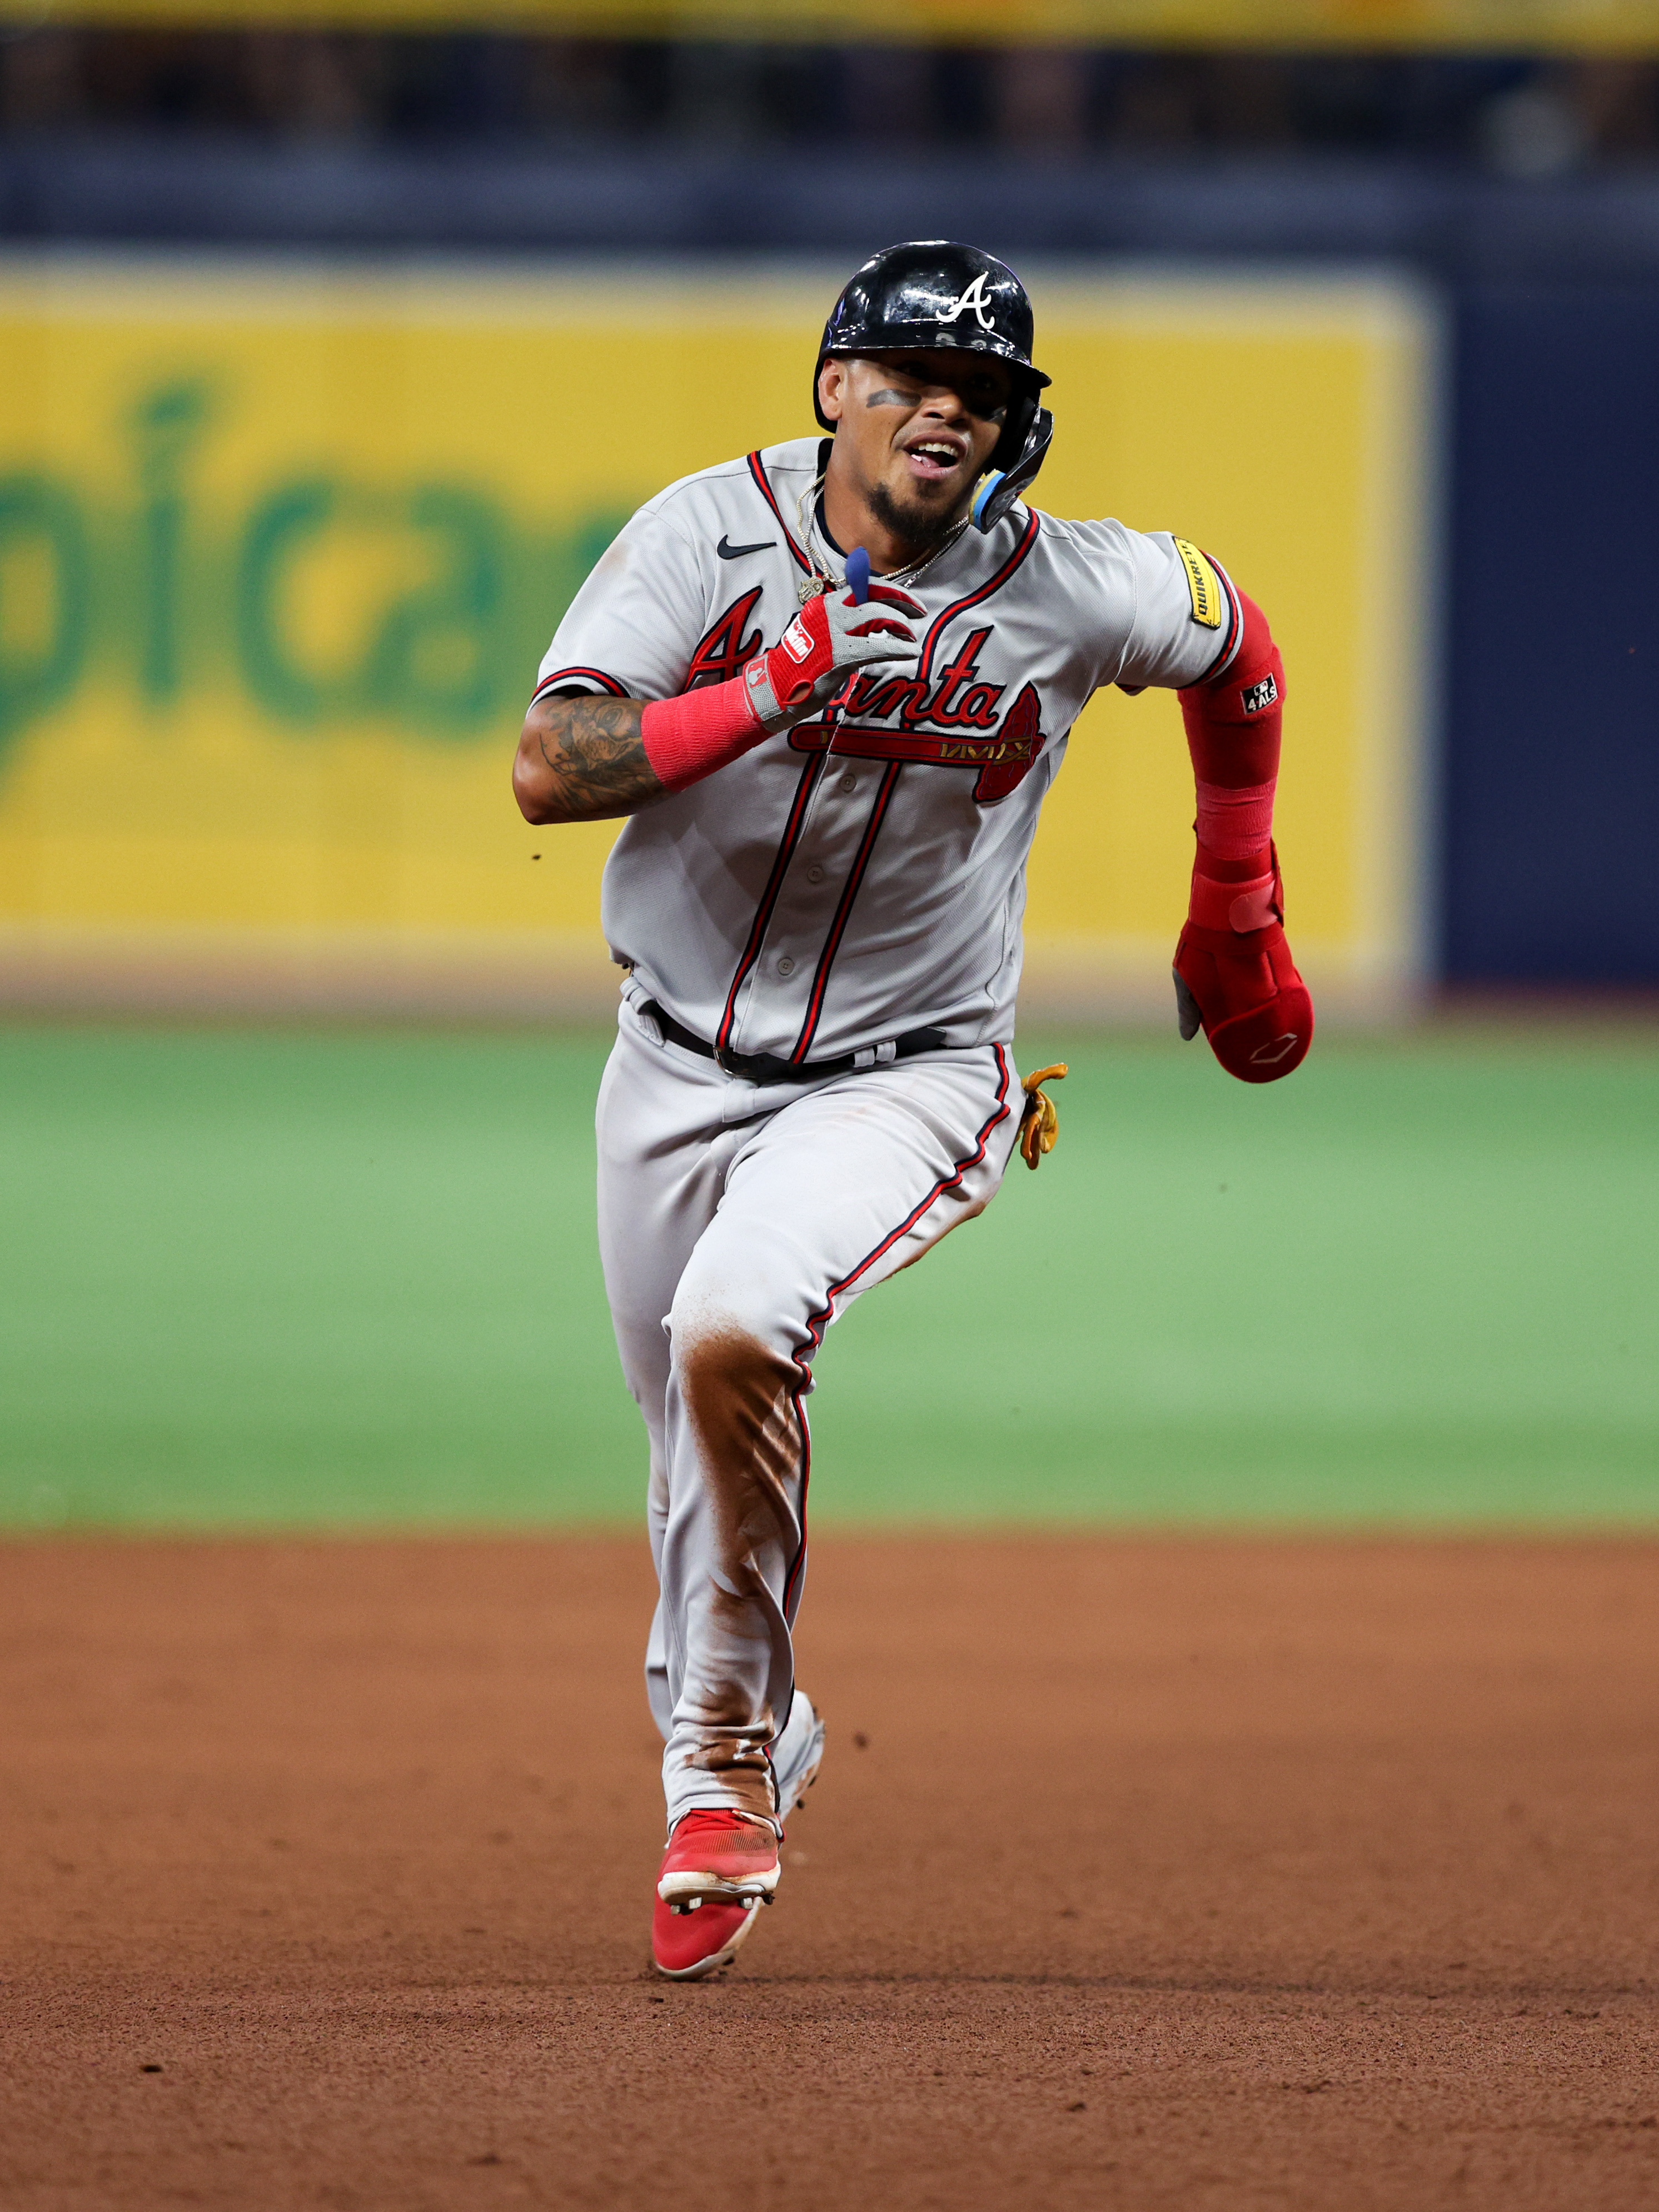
(595, 990, 1020, 1834)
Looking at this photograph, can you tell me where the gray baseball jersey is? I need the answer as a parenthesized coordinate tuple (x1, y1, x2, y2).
(536, 434, 1235, 1063)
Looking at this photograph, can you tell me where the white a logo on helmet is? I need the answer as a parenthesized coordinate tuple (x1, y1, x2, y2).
(936, 271, 997, 331)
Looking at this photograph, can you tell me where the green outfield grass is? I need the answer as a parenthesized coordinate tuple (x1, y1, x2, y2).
(1, 1019, 1655, 1530)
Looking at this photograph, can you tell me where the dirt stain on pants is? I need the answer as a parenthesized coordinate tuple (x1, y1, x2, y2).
(665, 1322, 808, 1820)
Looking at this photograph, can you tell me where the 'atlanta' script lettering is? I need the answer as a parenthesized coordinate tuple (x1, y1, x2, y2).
(838, 627, 1005, 732)
(788, 677, 1050, 805)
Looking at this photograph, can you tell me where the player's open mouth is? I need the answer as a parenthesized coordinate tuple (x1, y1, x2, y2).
(903, 439, 966, 482)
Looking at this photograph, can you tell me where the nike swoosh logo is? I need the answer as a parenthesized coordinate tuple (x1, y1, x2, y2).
(718, 535, 777, 560)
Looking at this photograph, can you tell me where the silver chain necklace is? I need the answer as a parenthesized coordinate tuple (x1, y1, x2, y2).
(794, 473, 970, 605)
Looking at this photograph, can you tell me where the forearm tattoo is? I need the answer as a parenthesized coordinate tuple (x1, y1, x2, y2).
(526, 693, 662, 821)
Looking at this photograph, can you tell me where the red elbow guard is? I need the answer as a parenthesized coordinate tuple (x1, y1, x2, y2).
(1179, 589, 1285, 809)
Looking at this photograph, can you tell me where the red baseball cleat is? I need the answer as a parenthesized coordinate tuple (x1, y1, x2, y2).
(650, 1892, 758, 1980)
(650, 1811, 781, 1981)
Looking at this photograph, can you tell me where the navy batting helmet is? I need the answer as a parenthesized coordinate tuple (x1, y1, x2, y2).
(813, 240, 1054, 532)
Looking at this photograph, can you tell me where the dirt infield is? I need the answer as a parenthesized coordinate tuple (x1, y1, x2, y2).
(3, 1534, 1658, 2210)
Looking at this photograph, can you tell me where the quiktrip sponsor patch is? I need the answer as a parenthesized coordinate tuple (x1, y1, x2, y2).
(1174, 537, 1224, 629)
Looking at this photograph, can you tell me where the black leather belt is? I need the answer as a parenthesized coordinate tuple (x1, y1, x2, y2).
(642, 1000, 947, 1085)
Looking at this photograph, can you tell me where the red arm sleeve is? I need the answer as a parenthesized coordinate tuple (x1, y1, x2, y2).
(1171, 585, 1312, 1083)
(1178, 587, 1283, 883)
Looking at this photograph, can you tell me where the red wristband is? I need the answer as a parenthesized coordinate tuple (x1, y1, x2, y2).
(641, 676, 767, 794)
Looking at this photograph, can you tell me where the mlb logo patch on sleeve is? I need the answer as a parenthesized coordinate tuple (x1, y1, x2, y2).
(1242, 672, 1279, 714)
(1173, 537, 1224, 629)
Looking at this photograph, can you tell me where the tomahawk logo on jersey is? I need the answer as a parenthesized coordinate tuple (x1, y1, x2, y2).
(534, 439, 1238, 1068)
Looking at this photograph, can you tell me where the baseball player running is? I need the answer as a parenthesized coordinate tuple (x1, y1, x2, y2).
(514, 241, 1312, 1980)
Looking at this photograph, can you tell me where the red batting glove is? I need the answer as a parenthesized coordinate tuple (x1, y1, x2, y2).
(741, 577, 922, 731)
(1172, 841, 1314, 1083)
(641, 575, 921, 793)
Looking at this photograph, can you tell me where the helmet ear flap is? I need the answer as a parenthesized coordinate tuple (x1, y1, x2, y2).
(973, 405, 1054, 534)
(990, 387, 1038, 477)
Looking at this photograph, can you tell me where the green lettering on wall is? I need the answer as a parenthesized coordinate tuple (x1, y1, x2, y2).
(0, 353, 642, 768)
(129, 380, 212, 708)
(235, 480, 338, 723)
(362, 486, 507, 733)
(0, 475, 92, 748)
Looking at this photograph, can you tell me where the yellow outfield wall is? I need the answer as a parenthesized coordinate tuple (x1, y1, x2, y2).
(0, 258, 1434, 1019)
